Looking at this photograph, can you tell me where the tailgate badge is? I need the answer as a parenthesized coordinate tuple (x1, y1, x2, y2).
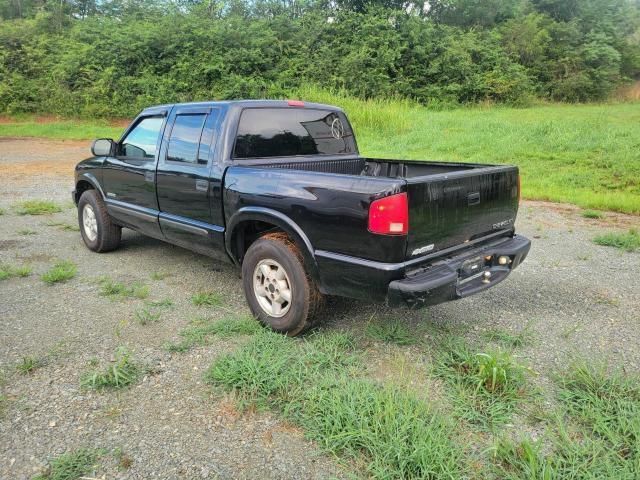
(492, 218, 514, 229)
(412, 244, 435, 256)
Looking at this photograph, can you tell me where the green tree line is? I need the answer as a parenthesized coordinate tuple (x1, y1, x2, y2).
(1, 0, 639, 117)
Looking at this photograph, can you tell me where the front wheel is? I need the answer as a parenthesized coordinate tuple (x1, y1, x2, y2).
(242, 233, 323, 336)
(78, 190, 121, 253)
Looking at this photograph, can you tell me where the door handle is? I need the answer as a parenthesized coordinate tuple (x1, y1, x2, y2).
(195, 179, 209, 192)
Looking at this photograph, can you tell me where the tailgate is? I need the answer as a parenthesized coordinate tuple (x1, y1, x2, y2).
(405, 166, 520, 258)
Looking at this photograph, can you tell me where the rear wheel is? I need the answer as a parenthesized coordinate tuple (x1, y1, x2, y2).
(242, 233, 323, 336)
(77, 190, 121, 252)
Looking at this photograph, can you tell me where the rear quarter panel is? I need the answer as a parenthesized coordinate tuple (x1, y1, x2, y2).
(223, 166, 408, 263)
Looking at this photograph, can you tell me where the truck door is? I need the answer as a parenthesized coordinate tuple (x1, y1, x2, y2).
(102, 111, 168, 238)
(156, 106, 225, 258)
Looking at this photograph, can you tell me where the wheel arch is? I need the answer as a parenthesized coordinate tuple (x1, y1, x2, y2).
(74, 173, 105, 204)
(225, 207, 320, 284)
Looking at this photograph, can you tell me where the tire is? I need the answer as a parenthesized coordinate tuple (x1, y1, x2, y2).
(242, 232, 323, 336)
(77, 189, 121, 253)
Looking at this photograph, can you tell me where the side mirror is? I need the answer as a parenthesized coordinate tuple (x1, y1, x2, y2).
(91, 138, 115, 157)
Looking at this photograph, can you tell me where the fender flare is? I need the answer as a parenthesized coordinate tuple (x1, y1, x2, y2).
(225, 207, 320, 283)
(75, 172, 106, 202)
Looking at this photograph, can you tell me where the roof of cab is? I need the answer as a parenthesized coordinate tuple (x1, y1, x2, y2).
(141, 99, 343, 115)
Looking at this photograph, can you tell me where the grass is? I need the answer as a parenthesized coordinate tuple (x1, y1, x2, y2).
(41, 260, 77, 284)
(14, 200, 61, 215)
(16, 356, 45, 374)
(191, 291, 223, 306)
(3, 97, 639, 214)
(80, 348, 140, 390)
(150, 271, 170, 280)
(166, 316, 261, 352)
(581, 209, 605, 219)
(0, 262, 32, 280)
(491, 363, 640, 479)
(435, 339, 530, 429)
(18, 228, 37, 235)
(146, 298, 173, 308)
(46, 221, 80, 232)
(366, 318, 416, 345)
(593, 228, 640, 252)
(482, 326, 534, 349)
(32, 448, 101, 480)
(207, 330, 462, 478)
(99, 278, 149, 299)
(134, 307, 161, 325)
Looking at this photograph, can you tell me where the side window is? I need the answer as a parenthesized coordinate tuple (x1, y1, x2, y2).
(167, 114, 207, 165)
(118, 116, 163, 160)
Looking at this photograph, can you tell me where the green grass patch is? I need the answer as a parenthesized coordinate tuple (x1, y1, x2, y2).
(166, 316, 261, 352)
(482, 326, 533, 349)
(18, 228, 37, 235)
(581, 209, 605, 219)
(0, 207, 4, 215)
(207, 330, 462, 478)
(46, 221, 80, 232)
(366, 318, 416, 345)
(99, 278, 149, 299)
(146, 298, 173, 308)
(14, 200, 61, 215)
(0, 262, 32, 280)
(593, 229, 640, 252)
(32, 448, 102, 480)
(150, 271, 170, 281)
(41, 260, 76, 284)
(0, 115, 123, 141)
(491, 363, 640, 479)
(16, 356, 45, 374)
(435, 339, 530, 430)
(80, 348, 140, 390)
(133, 307, 161, 325)
(191, 291, 223, 306)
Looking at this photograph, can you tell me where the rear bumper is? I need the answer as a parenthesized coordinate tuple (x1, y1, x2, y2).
(387, 235, 531, 307)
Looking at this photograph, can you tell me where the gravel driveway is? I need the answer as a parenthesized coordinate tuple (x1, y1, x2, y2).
(1, 138, 639, 479)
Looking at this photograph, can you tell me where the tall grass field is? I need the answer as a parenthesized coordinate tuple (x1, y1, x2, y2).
(1, 90, 638, 214)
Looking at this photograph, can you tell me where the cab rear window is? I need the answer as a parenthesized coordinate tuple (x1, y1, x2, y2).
(233, 108, 356, 159)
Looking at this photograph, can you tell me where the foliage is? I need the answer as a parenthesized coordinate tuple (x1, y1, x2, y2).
(165, 316, 260, 352)
(14, 200, 61, 215)
(0, 262, 31, 280)
(366, 318, 416, 345)
(80, 347, 140, 389)
(593, 229, 640, 252)
(0, 1, 638, 117)
(32, 448, 101, 480)
(41, 260, 77, 284)
(207, 329, 463, 478)
(16, 355, 45, 374)
(191, 292, 223, 306)
(99, 278, 149, 299)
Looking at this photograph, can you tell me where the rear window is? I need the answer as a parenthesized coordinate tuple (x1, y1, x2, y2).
(233, 108, 356, 159)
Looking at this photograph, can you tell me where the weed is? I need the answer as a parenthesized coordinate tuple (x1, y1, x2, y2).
(0, 263, 32, 280)
(46, 221, 80, 232)
(191, 291, 222, 306)
(593, 229, 640, 252)
(150, 271, 170, 281)
(0, 207, 4, 215)
(18, 228, 37, 235)
(113, 448, 133, 470)
(166, 316, 261, 352)
(581, 209, 604, 219)
(207, 330, 462, 478)
(146, 298, 173, 308)
(81, 348, 140, 390)
(366, 318, 416, 345)
(15, 200, 61, 215)
(483, 326, 533, 348)
(16, 356, 45, 374)
(134, 307, 161, 325)
(99, 278, 149, 299)
(41, 260, 76, 284)
(32, 448, 101, 480)
(436, 339, 529, 429)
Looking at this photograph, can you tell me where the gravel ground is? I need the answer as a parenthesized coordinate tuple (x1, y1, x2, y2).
(1, 138, 639, 479)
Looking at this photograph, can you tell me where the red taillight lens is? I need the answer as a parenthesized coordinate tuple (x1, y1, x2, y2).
(287, 100, 305, 107)
(368, 192, 409, 235)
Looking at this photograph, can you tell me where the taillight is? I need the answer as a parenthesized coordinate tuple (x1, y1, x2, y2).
(368, 192, 409, 235)
(287, 100, 305, 107)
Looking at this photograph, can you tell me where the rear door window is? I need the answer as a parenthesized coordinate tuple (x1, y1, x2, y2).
(233, 108, 356, 159)
(167, 113, 208, 165)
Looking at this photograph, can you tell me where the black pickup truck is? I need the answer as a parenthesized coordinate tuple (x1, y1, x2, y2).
(73, 100, 530, 335)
